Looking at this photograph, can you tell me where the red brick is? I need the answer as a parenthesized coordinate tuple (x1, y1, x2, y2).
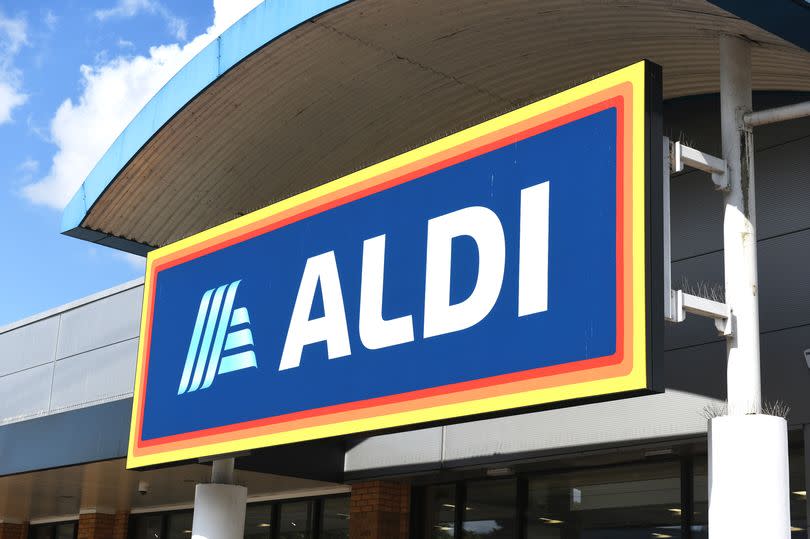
(349, 480, 410, 539)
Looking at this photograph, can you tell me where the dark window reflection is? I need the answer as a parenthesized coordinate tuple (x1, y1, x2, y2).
(321, 496, 350, 538)
(132, 515, 163, 539)
(166, 511, 193, 539)
(244, 502, 272, 539)
(278, 500, 314, 539)
(29, 523, 77, 539)
(526, 462, 681, 538)
(425, 484, 456, 538)
(463, 479, 516, 538)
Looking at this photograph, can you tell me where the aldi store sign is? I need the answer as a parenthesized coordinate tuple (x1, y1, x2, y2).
(128, 61, 662, 468)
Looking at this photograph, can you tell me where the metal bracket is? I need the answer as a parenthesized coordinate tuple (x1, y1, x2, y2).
(662, 137, 733, 337)
(671, 141, 728, 191)
(672, 289, 733, 336)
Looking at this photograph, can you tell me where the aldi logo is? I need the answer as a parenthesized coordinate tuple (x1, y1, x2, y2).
(177, 280, 256, 394)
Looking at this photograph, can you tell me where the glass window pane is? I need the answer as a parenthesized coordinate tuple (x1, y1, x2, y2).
(693, 458, 708, 539)
(30, 525, 53, 539)
(55, 524, 75, 539)
(424, 484, 456, 538)
(244, 502, 273, 539)
(320, 496, 350, 539)
(133, 515, 164, 539)
(527, 461, 681, 538)
(166, 511, 193, 539)
(463, 479, 516, 539)
(278, 500, 313, 539)
(790, 447, 807, 538)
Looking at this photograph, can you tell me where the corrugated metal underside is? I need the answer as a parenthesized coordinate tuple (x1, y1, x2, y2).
(78, 0, 810, 250)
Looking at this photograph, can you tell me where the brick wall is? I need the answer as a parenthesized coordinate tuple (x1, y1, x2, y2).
(113, 512, 129, 539)
(78, 513, 115, 539)
(0, 522, 26, 539)
(349, 480, 410, 539)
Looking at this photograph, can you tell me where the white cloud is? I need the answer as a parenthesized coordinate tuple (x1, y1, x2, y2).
(23, 0, 262, 210)
(17, 158, 38, 174)
(95, 0, 188, 41)
(0, 11, 28, 124)
(43, 10, 58, 31)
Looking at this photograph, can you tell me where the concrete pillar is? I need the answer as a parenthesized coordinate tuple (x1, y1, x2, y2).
(349, 480, 410, 539)
(191, 458, 246, 539)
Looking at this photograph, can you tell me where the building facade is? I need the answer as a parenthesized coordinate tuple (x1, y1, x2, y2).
(2, 1, 810, 538)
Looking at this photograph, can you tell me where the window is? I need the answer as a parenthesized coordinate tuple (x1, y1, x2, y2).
(320, 496, 350, 538)
(278, 500, 314, 539)
(28, 522, 77, 539)
(424, 484, 456, 538)
(129, 495, 347, 539)
(132, 514, 164, 539)
(526, 462, 681, 538)
(165, 511, 193, 539)
(464, 479, 516, 538)
(244, 503, 272, 539)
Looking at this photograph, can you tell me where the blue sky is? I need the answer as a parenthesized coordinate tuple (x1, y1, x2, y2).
(0, 0, 261, 326)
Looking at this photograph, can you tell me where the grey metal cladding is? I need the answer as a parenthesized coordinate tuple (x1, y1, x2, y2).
(50, 338, 138, 413)
(344, 427, 443, 473)
(55, 285, 142, 359)
(0, 363, 53, 425)
(0, 316, 59, 377)
(670, 135, 810, 262)
(441, 389, 718, 464)
(0, 398, 131, 476)
(666, 228, 810, 351)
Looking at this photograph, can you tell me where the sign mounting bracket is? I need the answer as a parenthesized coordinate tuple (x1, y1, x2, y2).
(662, 137, 732, 336)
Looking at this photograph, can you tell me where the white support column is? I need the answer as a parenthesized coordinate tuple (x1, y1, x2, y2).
(719, 35, 760, 416)
(191, 458, 247, 539)
(708, 35, 791, 539)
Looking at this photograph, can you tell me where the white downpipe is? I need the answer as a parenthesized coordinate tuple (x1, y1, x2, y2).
(191, 458, 247, 539)
(708, 35, 790, 538)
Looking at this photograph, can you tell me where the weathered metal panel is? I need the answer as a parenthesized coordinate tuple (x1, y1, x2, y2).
(0, 316, 59, 377)
(0, 399, 131, 476)
(50, 338, 138, 413)
(344, 427, 444, 473)
(55, 287, 142, 359)
(0, 364, 53, 425)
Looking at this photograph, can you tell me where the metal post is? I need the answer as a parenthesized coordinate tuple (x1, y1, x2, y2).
(211, 457, 235, 484)
(719, 35, 760, 417)
(707, 35, 791, 539)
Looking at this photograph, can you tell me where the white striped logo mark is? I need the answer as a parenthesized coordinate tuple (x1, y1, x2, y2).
(177, 280, 257, 394)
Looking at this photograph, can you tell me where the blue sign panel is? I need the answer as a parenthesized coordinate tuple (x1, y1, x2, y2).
(129, 61, 662, 467)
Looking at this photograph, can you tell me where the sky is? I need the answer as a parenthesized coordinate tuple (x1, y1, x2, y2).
(0, 0, 262, 326)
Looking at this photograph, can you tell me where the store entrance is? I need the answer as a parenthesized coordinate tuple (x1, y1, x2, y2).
(414, 449, 807, 539)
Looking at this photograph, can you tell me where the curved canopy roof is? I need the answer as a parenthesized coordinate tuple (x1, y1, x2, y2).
(62, 0, 810, 254)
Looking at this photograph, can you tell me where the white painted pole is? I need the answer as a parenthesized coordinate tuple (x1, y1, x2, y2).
(719, 35, 760, 417)
(191, 458, 247, 539)
(708, 35, 791, 538)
